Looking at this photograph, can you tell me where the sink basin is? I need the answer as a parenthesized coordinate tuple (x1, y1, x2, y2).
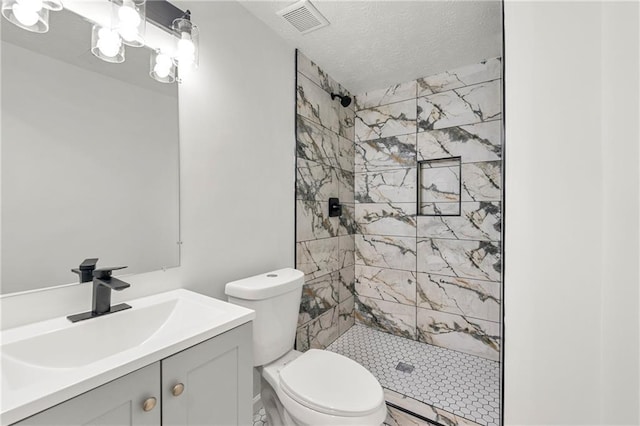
(3, 300, 177, 371)
(0, 289, 254, 425)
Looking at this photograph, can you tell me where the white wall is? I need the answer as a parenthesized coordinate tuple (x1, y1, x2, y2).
(172, 0, 295, 298)
(504, 1, 639, 424)
(600, 1, 639, 421)
(0, 1, 295, 328)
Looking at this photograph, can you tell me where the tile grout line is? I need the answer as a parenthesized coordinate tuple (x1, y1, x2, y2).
(415, 91, 419, 341)
(354, 74, 502, 112)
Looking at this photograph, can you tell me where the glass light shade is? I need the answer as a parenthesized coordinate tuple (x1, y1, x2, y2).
(172, 16, 198, 70)
(113, 0, 145, 47)
(91, 25, 125, 63)
(41, 0, 61, 11)
(1, 0, 49, 33)
(149, 50, 176, 84)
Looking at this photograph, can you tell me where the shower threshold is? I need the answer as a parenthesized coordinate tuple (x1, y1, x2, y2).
(327, 324, 500, 426)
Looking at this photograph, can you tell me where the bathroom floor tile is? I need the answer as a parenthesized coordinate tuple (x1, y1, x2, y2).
(253, 407, 268, 426)
(327, 324, 500, 426)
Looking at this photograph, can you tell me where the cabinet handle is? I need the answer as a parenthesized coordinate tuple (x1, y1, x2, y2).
(172, 383, 185, 397)
(143, 397, 157, 412)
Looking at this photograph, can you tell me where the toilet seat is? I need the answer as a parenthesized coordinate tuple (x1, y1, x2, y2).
(276, 384, 387, 426)
(279, 349, 385, 417)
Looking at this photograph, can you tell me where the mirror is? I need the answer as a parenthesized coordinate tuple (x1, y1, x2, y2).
(1, 8, 180, 294)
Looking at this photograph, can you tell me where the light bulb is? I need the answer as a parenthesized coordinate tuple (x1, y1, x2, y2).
(150, 50, 175, 83)
(155, 53, 172, 68)
(97, 28, 121, 58)
(12, 0, 43, 27)
(177, 35, 195, 55)
(17, 0, 43, 11)
(176, 35, 195, 66)
(154, 63, 170, 79)
(98, 39, 119, 58)
(118, 4, 140, 28)
(12, 3, 39, 26)
(119, 26, 137, 42)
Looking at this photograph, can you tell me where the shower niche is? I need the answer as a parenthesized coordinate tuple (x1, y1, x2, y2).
(418, 156, 462, 216)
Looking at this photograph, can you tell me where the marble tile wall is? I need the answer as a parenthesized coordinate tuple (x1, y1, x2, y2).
(353, 58, 503, 361)
(295, 51, 356, 351)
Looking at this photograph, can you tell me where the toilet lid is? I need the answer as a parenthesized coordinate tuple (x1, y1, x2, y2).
(279, 349, 384, 417)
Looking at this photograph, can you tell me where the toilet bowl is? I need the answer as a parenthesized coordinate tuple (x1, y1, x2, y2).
(261, 349, 387, 425)
(225, 268, 387, 425)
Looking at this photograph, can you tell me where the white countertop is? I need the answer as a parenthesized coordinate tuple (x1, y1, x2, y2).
(0, 289, 255, 425)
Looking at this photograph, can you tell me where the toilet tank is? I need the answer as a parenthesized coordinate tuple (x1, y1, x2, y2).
(225, 268, 304, 367)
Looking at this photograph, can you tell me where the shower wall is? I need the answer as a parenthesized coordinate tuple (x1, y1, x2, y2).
(294, 51, 357, 350)
(353, 58, 503, 361)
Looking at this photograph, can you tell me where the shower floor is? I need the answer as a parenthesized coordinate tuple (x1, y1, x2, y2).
(327, 324, 500, 426)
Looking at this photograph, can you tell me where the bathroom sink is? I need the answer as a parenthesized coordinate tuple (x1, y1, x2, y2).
(3, 299, 177, 371)
(0, 289, 255, 425)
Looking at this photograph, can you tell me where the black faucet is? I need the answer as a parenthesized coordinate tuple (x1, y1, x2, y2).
(71, 258, 99, 283)
(67, 265, 132, 323)
(92, 267, 130, 315)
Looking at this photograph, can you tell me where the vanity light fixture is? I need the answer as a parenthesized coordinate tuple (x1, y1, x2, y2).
(91, 24, 125, 63)
(150, 49, 176, 83)
(171, 10, 198, 70)
(90, 0, 145, 63)
(113, 0, 145, 47)
(2, 0, 198, 84)
(1, 0, 62, 33)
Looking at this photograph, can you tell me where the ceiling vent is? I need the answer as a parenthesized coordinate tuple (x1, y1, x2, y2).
(277, 0, 329, 35)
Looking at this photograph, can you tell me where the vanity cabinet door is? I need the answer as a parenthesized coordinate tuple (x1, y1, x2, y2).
(13, 363, 161, 426)
(161, 323, 253, 426)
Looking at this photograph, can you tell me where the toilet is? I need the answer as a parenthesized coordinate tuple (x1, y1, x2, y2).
(225, 268, 387, 425)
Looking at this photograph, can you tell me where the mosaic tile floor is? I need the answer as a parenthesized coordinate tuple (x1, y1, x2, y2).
(253, 408, 268, 426)
(327, 325, 500, 426)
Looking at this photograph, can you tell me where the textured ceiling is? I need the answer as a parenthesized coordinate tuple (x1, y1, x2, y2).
(240, 0, 502, 95)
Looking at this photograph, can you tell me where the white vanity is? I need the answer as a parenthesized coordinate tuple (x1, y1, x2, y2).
(0, 290, 255, 426)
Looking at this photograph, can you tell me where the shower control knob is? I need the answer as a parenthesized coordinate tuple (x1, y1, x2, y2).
(328, 197, 342, 217)
(172, 383, 185, 396)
